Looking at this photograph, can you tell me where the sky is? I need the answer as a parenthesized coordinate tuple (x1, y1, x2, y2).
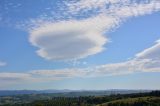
(0, 0, 160, 90)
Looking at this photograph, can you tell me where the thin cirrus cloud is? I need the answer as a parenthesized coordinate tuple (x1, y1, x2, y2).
(0, 61, 6, 66)
(136, 39, 160, 60)
(29, 0, 160, 61)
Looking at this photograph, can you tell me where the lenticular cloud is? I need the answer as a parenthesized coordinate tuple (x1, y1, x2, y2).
(29, 18, 109, 60)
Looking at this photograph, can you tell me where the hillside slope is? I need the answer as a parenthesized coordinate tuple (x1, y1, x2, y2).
(98, 96, 160, 106)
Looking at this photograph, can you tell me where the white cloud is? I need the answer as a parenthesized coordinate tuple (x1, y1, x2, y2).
(113, 0, 160, 18)
(91, 39, 160, 75)
(0, 73, 31, 81)
(0, 72, 33, 89)
(136, 40, 160, 60)
(66, 0, 129, 14)
(134, 40, 160, 72)
(29, 15, 118, 60)
(66, 0, 160, 17)
(28, 0, 160, 61)
(30, 68, 89, 78)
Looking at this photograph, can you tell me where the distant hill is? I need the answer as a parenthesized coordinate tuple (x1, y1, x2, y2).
(0, 89, 150, 96)
(0, 89, 71, 96)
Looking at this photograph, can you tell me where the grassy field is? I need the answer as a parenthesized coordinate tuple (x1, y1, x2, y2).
(98, 96, 160, 106)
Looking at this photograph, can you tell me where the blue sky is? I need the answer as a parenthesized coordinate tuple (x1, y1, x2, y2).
(0, 0, 160, 90)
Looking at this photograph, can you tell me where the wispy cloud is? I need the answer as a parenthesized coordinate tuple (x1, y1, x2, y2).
(136, 39, 160, 60)
(63, 0, 160, 21)
(0, 61, 7, 66)
(0, 39, 160, 87)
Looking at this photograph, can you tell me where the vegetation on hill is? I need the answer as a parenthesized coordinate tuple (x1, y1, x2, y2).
(0, 91, 159, 106)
